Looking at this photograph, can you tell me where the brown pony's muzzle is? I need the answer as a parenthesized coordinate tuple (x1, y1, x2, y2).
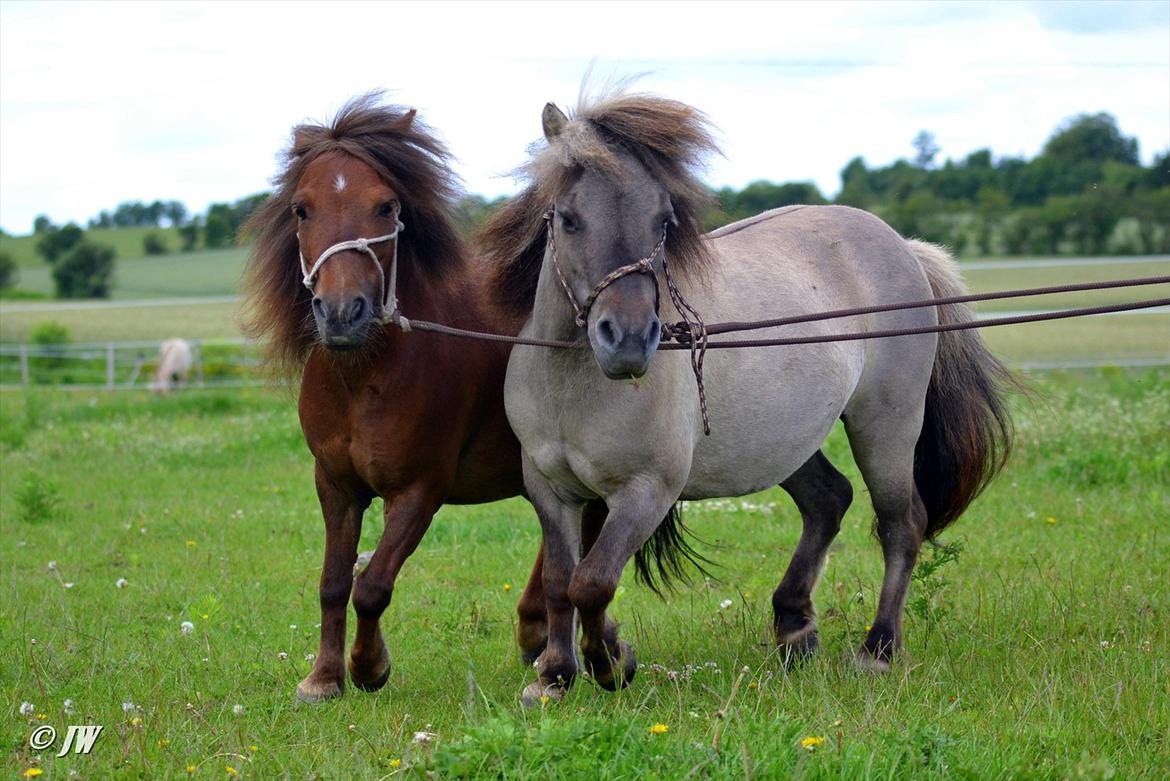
(588, 275, 661, 379)
(312, 291, 374, 349)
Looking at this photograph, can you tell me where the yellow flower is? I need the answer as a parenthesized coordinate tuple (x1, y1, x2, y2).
(249, 745, 258, 753)
(800, 735, 826, 750)
(748, 680, 758, 689)
(35, 713, 47, 720)
(648, 723, 669, 735)
(201, 613, 209, 620)
(159, 739, 171, 747)
(23, 770, 44, 778)
(1046, 517, 1057, 525)
(539, 695, 550, 705)
(388, 758, 402, 769)
(130, 717, 142, 726)
(186, 765, 196, 775)
(226, 766, 238, 777)
(503, 583, 512, 592)
(186, 540, 197, 547)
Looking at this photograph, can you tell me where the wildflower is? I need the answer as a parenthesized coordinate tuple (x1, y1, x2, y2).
(800, 736, 826, 750)
(305, 653, 315, 662)
(122, 700, 135, 713)
(47, 561, 58, 572)
(186, 765, 196, 775)
(63, 582, 74, 589)
(180, 621, 195, 636)
(648, 723, 669, 735)
(539, 695, 550, 705)
(389, 758, 402, 769)
(289, 624, 297, 630)
(412, 731, 436, 745)
(719, 599, 733, 610)
(278, 652, 288, 661)
(19, 702, 34, 716)
(1099, 640, 1110, 649)
(1046, 517, 1057, 525)
(186, 540, 196, 548)
(130, 718, 141, 726)
(226, 766, 239, 777)
(159, 739, 171, 747)
(23, 769, 43, 778)
(63, 699, 75, 715)
(503, 583, 512, 592)
(232, 704, 244, 716)
(748, 680, 758, 689)
(249, 745, 258, 752)
(201, 613, 209, 620)
(36, 713, 47, 721)
(116, 578, 128, 589)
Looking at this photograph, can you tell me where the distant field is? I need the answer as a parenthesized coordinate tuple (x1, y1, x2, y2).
(0, 226, 188, 268)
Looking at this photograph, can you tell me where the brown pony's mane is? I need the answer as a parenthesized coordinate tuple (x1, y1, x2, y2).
(241, 93, 465, 373)
(479, 90, 721, 316)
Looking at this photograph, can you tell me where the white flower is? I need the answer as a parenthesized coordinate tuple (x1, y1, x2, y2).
(719, 599, 733, 610)
(63, 699, 75, 715)
(412, 731, 436, 745)
(116, 578, 128, 589)
(278, 652, 288, 661)
(20, 702, 35, 716)
(232, 704, 244, 716)
(63, 582, 75, 589)
(122, 700, 135, 713)
(305, 653, 316, 662)
(180, 621, 194, 636)
(289, 624, 297, 630)
(47, 561, 58, 572)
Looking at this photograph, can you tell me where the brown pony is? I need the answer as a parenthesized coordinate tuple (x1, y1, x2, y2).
(241, 94, 547, 702)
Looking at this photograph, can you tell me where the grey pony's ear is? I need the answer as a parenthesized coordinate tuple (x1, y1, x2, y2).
(542, 103, 568, 141)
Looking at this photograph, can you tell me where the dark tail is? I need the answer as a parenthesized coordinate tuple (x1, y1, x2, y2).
(909, 240, 1019, 539)
(633, 503, 715, 596)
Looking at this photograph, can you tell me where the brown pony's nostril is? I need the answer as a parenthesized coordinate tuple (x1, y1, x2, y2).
(312, 296, 325, 318)
(348, 297, 367, 324)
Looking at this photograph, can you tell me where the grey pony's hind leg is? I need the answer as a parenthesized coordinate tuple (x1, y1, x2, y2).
(773, 450, 853, 665)
(843, 404, 929, 672)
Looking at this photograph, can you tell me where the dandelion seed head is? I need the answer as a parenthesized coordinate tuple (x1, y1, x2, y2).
(180, 621, 194, 636)
(19, 702, 34, 716)
(232, 704, 244, 716)
(115, 578, 128, 589)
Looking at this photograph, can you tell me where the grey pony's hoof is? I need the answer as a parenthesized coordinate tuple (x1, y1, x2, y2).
(521, 681, 566, 708)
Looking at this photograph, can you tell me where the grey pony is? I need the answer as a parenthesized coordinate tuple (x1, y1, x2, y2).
(486, 92, 1012, 704)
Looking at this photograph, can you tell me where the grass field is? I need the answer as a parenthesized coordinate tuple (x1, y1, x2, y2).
(2, 367, 1168, 779)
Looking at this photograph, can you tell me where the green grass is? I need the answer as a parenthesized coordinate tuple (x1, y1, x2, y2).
(963, 259, 1170, 313)
(0, 227, 190, 269)
(1, 369, 1167, 778)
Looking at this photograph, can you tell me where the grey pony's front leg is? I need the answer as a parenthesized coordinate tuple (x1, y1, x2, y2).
(569, 481, 677, 692)
(520, 456, 584, 706)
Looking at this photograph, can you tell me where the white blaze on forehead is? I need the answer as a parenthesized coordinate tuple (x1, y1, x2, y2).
(334, 172, 347, 193)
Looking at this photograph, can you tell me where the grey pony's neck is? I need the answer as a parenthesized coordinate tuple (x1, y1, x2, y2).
(530, 245, 590, 344)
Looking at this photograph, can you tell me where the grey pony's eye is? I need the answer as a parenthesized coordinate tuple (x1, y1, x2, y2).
(560, 211, 582, 234)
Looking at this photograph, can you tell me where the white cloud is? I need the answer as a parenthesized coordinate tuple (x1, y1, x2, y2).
(1, 0, 1166, 233)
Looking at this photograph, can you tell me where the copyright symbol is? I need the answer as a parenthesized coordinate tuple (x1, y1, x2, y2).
(29, 725, 56, 751)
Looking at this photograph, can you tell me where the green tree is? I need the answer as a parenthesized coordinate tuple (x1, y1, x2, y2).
(1042, 112, 1139, 165)
(33, 215, 55, 234)
(52, 241, 115, 298)
(35, 223, 84, 263)
(912, 130, 940, 169)
(179, 217, 200, 252)
(143, 232, 169, 256)
(0, 249, 15, 290)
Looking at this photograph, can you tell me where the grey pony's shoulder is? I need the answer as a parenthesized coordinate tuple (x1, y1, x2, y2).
(703, 204, 887, 241)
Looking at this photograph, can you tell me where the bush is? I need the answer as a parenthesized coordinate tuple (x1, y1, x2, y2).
(29, 322, 71, 369)
(178, 219, 200, 252)
(52, 241, 115, 298)
(143, 232, 169, 256)
(35, 223, 84, 263)
(0, 249, 15, 289)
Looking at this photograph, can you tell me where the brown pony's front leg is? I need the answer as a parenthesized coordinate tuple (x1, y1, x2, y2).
(515, 540, 548, 664)
(347, 483, 441, 691)
(297, 463, 368, 702)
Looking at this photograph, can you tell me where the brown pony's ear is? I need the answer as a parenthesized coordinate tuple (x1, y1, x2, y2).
(542, 103, 568, 140)
(398, 108, 417, 129)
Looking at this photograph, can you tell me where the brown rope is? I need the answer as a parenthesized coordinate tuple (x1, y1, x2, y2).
(660, 249, 711, 434)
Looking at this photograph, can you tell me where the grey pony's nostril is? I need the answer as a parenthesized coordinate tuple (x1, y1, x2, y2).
(644, 319, 661, 346)
(596, 319, 621, 349)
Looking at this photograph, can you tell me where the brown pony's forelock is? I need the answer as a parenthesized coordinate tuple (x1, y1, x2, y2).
(479, 91, 721, 316)
(240, 93, 466, 374)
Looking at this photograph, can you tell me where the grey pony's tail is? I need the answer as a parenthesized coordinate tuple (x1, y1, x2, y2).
(634, 503, 714, 596)
(908, 240, 1017, 539)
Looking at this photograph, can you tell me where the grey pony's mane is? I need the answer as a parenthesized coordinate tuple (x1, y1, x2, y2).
(479, 88, 721, 316)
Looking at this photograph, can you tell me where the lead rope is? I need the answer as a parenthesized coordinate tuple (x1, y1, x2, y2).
(299, 211, 410, 330)
(659, 238, 711, 435)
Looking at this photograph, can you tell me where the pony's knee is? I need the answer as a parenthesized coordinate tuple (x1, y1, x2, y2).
(568, 566, 616, 615)
(351, 577, 392, 619)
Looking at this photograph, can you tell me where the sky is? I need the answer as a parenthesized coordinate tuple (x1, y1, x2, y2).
(1, 0, 1167, 235)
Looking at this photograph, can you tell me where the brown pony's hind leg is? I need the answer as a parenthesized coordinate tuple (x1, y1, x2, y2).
(347, 484, 441, 692)
(773, 450, 853, 666)
(515, 540, 548, 665)
(297, 463, 368, 703)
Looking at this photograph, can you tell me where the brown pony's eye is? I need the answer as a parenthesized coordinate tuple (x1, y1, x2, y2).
(377, 201, 397, 218)
(293, 204, 308, 220)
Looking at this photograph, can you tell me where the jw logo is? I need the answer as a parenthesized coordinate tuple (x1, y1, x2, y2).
(28, 724, 104, 756)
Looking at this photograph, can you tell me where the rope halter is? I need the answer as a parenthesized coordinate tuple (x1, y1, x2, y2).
(298, 211, 410, 330)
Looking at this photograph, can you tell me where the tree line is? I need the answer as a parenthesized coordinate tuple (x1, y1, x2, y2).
(5, 111, 1165, 299)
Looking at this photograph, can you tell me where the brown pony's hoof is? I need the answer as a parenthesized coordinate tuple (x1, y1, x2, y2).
(520, 645, 546, 666)
(296, 676, 344, 703)
(777, 621, 819, 668)
(348, 645, 392, 692)
(521, 681, 566, 709)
